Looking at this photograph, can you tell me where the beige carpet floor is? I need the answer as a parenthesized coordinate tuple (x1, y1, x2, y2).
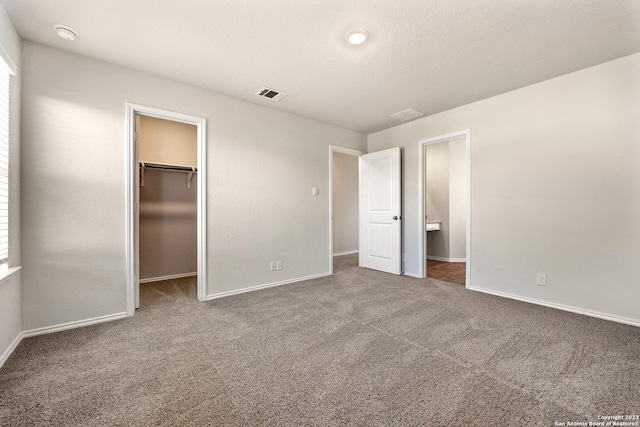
(1, 254, 638, 426)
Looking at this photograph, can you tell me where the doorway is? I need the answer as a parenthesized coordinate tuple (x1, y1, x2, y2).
(125, 104, 208, 316)
(138, 115, 197, 287)
(329, 145, 363, 275)
(418, 130, 471, 286)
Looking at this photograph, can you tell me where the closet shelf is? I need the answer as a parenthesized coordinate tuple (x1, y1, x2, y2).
(139, 162, 197, 189)
(139, 161, 196, 172)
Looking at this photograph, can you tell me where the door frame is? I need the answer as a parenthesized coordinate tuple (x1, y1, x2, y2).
(417, 130, 471, 285)
(125, 103, 208, 316)
(328, 145, 364, 274)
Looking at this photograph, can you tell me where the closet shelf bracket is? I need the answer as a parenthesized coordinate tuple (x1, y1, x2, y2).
(187, 167, 196, 190)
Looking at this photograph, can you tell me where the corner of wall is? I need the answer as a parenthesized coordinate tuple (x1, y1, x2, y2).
(0, 0, 23, 369)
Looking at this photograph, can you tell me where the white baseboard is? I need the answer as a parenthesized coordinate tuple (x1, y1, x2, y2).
(22, 312, 128, 338)
(1, 312, 127, 369)
(467, 286, 640, 328)
(333, 250, 358, 256)
(0, 332, 23, 369)
(139, 272, 197, 284)
(205, 272, 332, 301)
(426, 256, 466, 263)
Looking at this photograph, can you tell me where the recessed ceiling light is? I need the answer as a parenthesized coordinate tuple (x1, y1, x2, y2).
(54, 25, 78, 41)
(346, 29, 368, 45)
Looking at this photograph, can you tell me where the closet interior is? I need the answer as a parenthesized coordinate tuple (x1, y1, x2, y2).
(137, 114, 198, 289)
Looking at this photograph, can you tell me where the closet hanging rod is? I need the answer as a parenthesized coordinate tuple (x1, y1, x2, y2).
(139, 161, 197, 189)
(139, 161, 197, 172)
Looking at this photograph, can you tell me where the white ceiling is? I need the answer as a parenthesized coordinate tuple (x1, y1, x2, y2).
(2, 0, 640, 134)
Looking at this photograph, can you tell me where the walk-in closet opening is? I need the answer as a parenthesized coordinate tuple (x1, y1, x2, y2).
(125, 104, 207, 315)
(138, 115, 198, 300)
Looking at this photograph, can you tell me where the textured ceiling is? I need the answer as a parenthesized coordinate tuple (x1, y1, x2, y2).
(2, 0, 640, 134)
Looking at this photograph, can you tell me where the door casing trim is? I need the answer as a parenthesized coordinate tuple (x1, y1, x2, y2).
(125, 103, 207, 315)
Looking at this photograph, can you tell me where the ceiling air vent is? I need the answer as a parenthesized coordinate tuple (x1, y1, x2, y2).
(390, 108, 424, 122)
(255, 87, 288, 102)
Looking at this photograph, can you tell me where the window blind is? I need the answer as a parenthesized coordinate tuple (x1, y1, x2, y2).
(0, 58, 10, 265)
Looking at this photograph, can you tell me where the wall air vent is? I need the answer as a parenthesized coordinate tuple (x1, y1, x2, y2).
(255, 87, 288, 102)
(390, 108, 425, 122)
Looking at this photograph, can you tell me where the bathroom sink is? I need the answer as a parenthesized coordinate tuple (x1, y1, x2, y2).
(426, 221, 441, 231)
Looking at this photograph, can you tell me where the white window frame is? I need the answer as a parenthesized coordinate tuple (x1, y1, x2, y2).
(0, 48, 20, 283)
(0, 57, 12, 267)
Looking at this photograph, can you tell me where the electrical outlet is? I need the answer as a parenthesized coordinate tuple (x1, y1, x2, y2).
(536, 273, 547, 286)
(276, 260, 283, 271)
(270, 262, 276, 271)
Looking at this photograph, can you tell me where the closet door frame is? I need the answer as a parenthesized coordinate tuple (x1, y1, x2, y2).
(125, 103, 208, 316)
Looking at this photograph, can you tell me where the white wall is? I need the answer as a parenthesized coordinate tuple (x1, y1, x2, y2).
(0, 271, 21, 367)
(369, 53, 640, 325)
(0, 2, 21, 367)
(20, 41, 366, 331)
(332, 152, 358, 255)
(448, 137, 466, 260)
(139, 115, 197, 167)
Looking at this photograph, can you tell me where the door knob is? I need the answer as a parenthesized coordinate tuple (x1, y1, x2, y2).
(393, 216, 399, 220)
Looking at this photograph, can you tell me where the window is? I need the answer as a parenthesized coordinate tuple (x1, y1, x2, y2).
(0, 57, 10, 266)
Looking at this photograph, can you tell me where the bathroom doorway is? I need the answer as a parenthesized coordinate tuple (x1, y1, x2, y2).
(418, 130, 470, 286)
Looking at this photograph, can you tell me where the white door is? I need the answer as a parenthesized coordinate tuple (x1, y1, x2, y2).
(359, 147, 401, 274)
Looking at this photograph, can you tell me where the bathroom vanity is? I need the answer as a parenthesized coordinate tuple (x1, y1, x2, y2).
(426, 220, 441, 231)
